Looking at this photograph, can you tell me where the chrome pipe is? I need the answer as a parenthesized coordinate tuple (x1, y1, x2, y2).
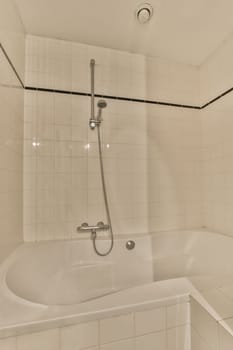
(90, 59, 95, 120)
(79, 58, 114, 256)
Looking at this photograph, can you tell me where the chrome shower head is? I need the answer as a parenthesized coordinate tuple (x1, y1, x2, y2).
(89, 100, 107, 129)
(96, 99, 107, 123)
(97, 100, 107, 109)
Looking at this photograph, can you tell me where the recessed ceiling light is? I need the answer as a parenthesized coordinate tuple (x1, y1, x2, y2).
(136, 3, 153, 24)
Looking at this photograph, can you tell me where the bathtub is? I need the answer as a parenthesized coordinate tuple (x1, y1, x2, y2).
(1, 230, 233, 340)
(5, 235, 153, 306)
(152, 229, 233, 281)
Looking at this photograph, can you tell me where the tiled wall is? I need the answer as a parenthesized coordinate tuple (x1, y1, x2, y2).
(0, 302, 190, 350)
(23, 89, 150, 240)
(202, 97, 233, 236)
(200, 33, 233, 105)
(148, 106, 202, 232)
(0, 0, 25, 82)
(200, 32, 233, 237)
(24, 35, 202, 241)
(0, 0, 24, 262)
(25, 35, 199, 105)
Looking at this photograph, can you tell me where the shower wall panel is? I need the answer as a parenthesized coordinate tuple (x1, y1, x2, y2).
(200, 34, 233, 106)
(147, 106, 202, 232)
(0, 0, 24, 261)
(201, 33, 233, 236)
(24, 35, 201, 241)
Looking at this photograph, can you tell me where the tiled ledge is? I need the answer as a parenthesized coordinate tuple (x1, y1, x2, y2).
(0, 283, 233, 350)
(0, 302, 190, 350)
(0, 277, 231, 340)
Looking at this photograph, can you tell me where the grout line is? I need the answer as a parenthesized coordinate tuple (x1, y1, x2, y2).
(98, 319, 100, 349)
(165, 305, 168, 350)
(133, 312, 136, 350)
(133, 310, 136, 338)
(217, 320, 221, 350)
(99, 328, 168, 347)
(58, 327, 61, 350)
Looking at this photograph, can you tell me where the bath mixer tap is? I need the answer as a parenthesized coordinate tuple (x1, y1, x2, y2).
(77, 222, 110, 233)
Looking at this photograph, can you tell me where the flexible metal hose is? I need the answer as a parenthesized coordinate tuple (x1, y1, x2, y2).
(91, 124, 114, 256)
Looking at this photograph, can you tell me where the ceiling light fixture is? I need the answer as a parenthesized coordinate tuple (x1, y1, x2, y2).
(136, 3, 153, 24)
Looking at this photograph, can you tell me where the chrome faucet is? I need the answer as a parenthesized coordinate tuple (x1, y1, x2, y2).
(77, 222, 110, 233)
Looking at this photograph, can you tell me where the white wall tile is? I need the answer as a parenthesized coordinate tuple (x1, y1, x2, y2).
(100, 313, 134, 344)
(0, 47, 24, 261)
(219, 324, 233, 350)
(0, 337, 17, 350)
(191, 327, 212, 350)
(135, 331, 166, 350)
(100, 339, 134, 350)
(167, 303, 190, 329)
(202, 105, 233, 236)
(17, 329, 59, 350)
(200, 35, 233, 105)
(60, 321, 99, 350)
(167, 325, 191, 350)
(135, 307, 166, 336)
(191, 298, 218, 350)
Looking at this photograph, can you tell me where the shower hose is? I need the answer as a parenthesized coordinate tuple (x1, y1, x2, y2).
(91, 124, 114, 256)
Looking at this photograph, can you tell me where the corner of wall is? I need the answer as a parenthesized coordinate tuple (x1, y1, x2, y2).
(0, 0, 25, 262)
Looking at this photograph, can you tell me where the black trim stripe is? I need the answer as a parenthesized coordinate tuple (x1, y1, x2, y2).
(25, 86, 200, 110)
(201, 87, 233, 109)
(0, 43, 24, 88)
(1, 42, 233, 110)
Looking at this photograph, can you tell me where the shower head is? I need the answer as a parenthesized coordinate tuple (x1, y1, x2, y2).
(97, 100, 107, 109)
(96, 100, 107, 123)
(89, 100, 107, 129)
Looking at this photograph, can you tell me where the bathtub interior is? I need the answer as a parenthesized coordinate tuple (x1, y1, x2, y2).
(152, 230, 233, 292)
(5, 229, 233, 308)
(5, 235, 153, 306)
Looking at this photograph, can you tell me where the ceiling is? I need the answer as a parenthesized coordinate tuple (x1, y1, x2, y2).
(14, 0, 233, 66)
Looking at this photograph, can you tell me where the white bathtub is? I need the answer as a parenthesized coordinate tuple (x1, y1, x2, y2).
(1, 230, 233, 338)
(5, 236, 153, 306)
(152, 229, 233, 282)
